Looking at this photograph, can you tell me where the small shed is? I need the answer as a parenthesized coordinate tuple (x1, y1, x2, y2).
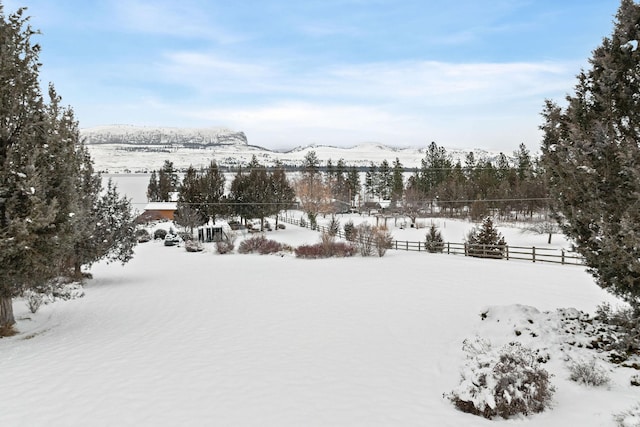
(143, 202, 177, 221)
(198, 225, 225, 242)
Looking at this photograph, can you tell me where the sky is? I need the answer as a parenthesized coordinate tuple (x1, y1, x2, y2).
(1, 0, 623, 152)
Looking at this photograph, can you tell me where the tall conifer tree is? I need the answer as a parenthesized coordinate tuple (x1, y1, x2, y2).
(541, 0, 640, 307)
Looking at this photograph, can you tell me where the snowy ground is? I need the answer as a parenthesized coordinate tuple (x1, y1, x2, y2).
(1, 223, 639, 427)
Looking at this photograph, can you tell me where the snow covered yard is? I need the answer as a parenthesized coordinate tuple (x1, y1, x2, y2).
(1, 229, 638, 426)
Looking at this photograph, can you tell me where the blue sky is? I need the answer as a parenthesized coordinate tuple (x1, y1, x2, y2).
(2, 0, 622, 151)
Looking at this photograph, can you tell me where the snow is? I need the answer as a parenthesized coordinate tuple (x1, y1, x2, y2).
(1, 220, 638, 426)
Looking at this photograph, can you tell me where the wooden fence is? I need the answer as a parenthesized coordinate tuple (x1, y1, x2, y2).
(277, 216, 584, 266)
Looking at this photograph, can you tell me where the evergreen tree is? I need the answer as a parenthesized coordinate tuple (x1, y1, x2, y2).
(157, 160, 178, 201)
(378, 159, 392, 200)
(346, 166, 360, 205)
(466, 217, 507, 259)
(0, 7, 137, 330)
(89, 180, 137, 267)
(364, 162, 378, 199)
(270, 161, 295, 228)
(391, 157, 404, 206)
(147, 171, 160, 202)
(199, 160, 226, 223)
(0, 7, 63, 329)
(425, 224, 445, 253)
(175, 166, 202, 231)
(541, 0, 640, 307)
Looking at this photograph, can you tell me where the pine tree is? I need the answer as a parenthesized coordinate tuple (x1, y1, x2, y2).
(270, 161, 295, 228)
(157, 160, 178, 201)
(391, 157, 404, 206)
(378, 159, 391, 200)
(0, 7, 61, 329)
(0, 6, 137, 331)
(541, 0, 640, 307)
(147, 171, 160, 202)
(199, 160, 226, 223)
(425, 224, 445, 253)
(91, 180, 137, 266)
(466, 217, 507, 259)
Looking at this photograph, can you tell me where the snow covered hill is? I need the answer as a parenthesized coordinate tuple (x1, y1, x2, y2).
(81, 125, 248, 147)
(82, 125, 508, 173)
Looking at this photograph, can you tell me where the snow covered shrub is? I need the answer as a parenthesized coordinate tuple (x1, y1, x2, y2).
(299, 217, 307, 228)
(238, 235, 283, 254)
(631, 374, 640, 387)
(343, 220, 356, 242)
(328, 216, 340, 236)
(295, 234, 356, 258)
(51, 282, 85, 301)
(216, 240, 234, 254)
(374, 227, 393, 257)
(591, 303, 640, 361)
(135, 228, 151, 243)
(614, 403, 640, 427)
(355, 223, 375, 256)
(448, 338, 555, 419)
(425, 224, 445, 253)
(24, 290, 44, 314)
(154, 229, 168, 240)
(185, 240, 204, 252)
(568, 358, 610, 386)
(466, 217, 507, 259)
(178, 231, 193, 241)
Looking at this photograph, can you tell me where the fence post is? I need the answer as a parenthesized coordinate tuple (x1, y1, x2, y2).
(418, 241, 421, 252)
(561, 249, 565, 265)
(506, 245, 509, 260)
(464, 243, 468, 256)
(447, 242, 450, 254)
(532, 246, 536, 263)
(406, 241, 409, 251)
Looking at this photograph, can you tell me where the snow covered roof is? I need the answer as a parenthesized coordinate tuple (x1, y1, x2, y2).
(144, 202, 177, 211)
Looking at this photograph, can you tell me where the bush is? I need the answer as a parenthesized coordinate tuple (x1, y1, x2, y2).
(328, 216, 340, 236)
(238, 235, 283, 254)
(614, 403, 640, 427)
(295, 233, 357, 258)
(425, 224, 444, 253)
(466, 217, 507, 259)
(24, 290, 44, 314)
(592, 303, 640, 360)
(154, 228, 168, 240)
(216, 240, 235, 254)
(568, 358, 610, 386)
(299, 217, 307, 228)
(355, 223, 375, 256)
(373, 227, 393, 257)
(178, 231, 194, 241)
(343, 220, 356, 242)
(185, 240, 204, 252)
(135, 228, 151, 243)
(447, 338, 555, 419)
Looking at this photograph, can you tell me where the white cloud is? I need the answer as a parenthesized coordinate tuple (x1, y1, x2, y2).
(109, 0, 244, 44)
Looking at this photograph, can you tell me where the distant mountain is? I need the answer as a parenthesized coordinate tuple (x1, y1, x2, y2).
(81, 125, 512, 173)
(81, 125, 248, 147)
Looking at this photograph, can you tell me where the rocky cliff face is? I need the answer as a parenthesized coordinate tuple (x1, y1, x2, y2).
(80, 125, 248, 146)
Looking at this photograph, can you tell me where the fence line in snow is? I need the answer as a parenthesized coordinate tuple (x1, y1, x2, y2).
(277, 215, 584, 266)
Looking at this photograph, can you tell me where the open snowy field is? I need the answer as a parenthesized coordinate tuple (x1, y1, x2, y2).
(1, 222, 638, 427)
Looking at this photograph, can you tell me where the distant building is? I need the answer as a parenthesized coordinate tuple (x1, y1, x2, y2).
(143, 202, 177, 220)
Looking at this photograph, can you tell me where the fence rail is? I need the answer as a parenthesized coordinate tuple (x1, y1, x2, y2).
(277, 216, 584, 266)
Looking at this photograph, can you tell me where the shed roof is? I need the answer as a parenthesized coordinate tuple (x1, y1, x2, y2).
(144, 202, 177, 211)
